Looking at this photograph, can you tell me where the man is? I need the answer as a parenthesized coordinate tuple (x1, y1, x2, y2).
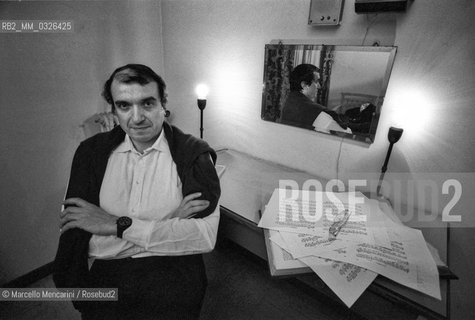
(53, 64, 221, 320)
(281, 64, 344, 130)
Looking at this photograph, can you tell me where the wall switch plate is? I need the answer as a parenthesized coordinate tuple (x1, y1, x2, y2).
(308, 0, 345, 26)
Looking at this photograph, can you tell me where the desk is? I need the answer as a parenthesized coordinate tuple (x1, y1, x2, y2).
(216, 149, 455, 320)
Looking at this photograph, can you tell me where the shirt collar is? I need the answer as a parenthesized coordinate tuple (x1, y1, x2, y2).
(114, 129, 169, 154)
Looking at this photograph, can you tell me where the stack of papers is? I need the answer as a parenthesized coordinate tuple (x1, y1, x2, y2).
(257, 189, 441, 307)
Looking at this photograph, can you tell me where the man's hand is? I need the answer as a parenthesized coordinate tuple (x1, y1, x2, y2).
(173, 192, 210, 219)
(60, 198, 117, 236)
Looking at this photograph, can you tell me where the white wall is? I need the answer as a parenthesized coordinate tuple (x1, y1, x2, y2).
(161, 0, 400, 177)
(0, 0, 164, 283)
(1, 0, 474, 317)
(328, 50, 390, 107)
(160, 0, 475, 318)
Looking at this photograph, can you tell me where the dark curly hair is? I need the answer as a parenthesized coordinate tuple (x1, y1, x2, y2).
(102, 64, 167, 111)
(289, 64, 320, 92)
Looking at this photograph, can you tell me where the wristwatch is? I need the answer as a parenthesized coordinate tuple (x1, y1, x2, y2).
(116, 216, 132, 238)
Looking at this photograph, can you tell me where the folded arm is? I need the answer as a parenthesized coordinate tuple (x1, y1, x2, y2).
(122, 205, 220, 255)
(60, 195, 220, 256)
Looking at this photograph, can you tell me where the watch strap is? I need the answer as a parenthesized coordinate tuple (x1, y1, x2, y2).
(116, 216, 132, 238)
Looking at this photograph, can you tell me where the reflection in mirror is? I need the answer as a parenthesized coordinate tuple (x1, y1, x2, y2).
(261, 44, 397, 143)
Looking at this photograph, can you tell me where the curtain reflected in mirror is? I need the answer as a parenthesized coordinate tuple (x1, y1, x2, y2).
(261, 44, 397, 143)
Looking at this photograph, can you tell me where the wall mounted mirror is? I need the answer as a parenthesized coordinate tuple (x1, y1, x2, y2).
(261, 44, 397, 143)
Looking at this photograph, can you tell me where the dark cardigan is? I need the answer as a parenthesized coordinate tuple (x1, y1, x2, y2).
(53, 122, 220, 309)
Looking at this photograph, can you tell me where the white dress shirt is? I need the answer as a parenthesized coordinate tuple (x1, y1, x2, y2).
(89, 131, 219, 259)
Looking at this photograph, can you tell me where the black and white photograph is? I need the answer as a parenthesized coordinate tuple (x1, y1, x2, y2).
(1, 1, 474, 319)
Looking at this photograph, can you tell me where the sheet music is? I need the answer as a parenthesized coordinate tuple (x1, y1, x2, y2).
(324, 223, 440, 300)
(300, 257, 377, 308)
(278, 220, 441, 300)
(259, 189, 441, 303)
(258, 189, 390, 247)
(268, 229, 308, 270)
(270, 231, 377, 307)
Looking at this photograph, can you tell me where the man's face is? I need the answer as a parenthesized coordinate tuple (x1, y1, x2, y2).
(302, 71, 321, 101)
(111, 80, 165, 152)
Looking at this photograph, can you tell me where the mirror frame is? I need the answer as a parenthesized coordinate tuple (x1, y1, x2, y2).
(261, 43, 397, 144)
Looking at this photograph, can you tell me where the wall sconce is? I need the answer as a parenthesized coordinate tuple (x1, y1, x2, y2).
(377, 126, 403, 197)
(195, 84, 209, 139)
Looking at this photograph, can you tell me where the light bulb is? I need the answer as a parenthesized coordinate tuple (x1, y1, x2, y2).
(195, 84, 209, 100)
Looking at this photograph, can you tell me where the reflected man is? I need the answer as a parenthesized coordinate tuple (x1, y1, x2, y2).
(281, 64, 343, 130)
